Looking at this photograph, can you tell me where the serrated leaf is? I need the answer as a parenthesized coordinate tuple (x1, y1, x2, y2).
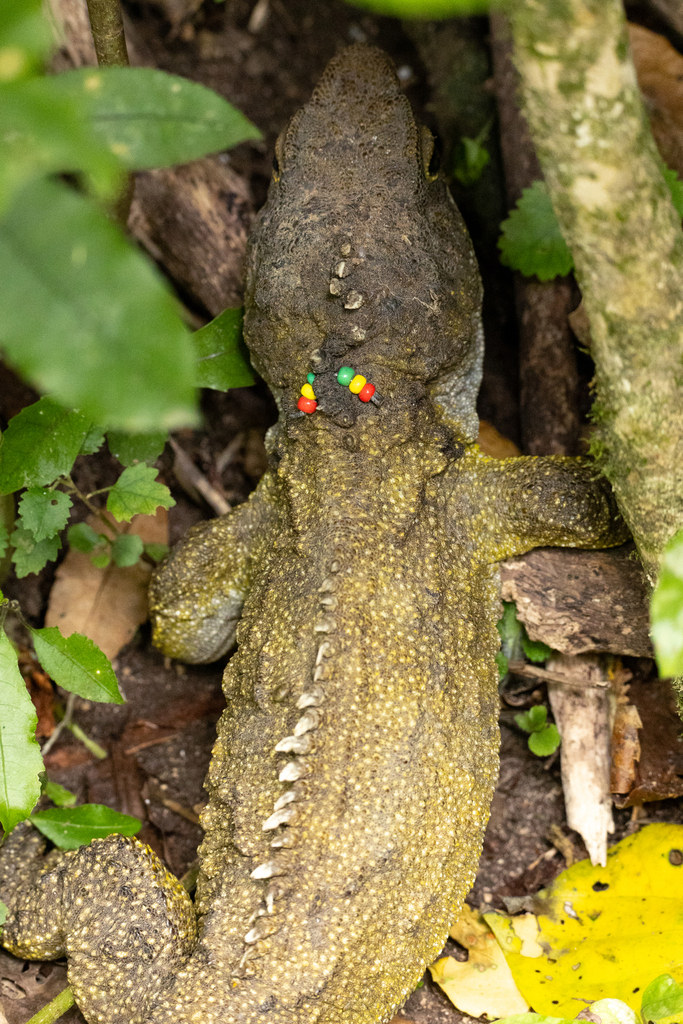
(30, 804, 141, 849)
(17, 488, 72, 542)
(47, 67, 261, 171)
(0, 628, 43, 832)
(107, 430, 167, 467)
(67, 522, 100, 553)
(111, 532, 143, 567)
(107, 463, 175, 522)
(0, 176, 198, 432)
(516, 705, 548, 733)
(43, 779, 77, 807)
(528, 724, 560, 756)
(79, 424, 105, 456)
(498, 180, 574, 281)
(0, 397, 90, 495)
(521, 633, 554, 663)
(30, 626, 123, 703)
(193, 307, 256, 390)
(11, 522, 61, 577)
(651, 528, 683, 676)
(663, 168, 683, 219)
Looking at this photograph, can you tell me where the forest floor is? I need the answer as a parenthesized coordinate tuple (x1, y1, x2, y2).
(3, 1, 683, 1022)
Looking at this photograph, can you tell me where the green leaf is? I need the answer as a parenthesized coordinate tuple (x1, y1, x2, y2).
(107, 430, 167, 467)
(30, 804, 141, 850)
(17, 488, 72, 542)
(344, 0, 493, 15)
(498, 180, 574, 281)
(642, 974, 683, 1023)
(0, 176, 198, 432)
(111, 532, 143, 567)
(0, 0, 54, 80)
(193, 307, 256, 390)
(30, 627, 123, 704)
(515, 704, 548, 733)
(48, 67, 262, 171)
(67, 522, 100, 553)
(79, 424, 105, 456)
(43, 779, 77, 807)
(663, 168, 683, 219)
(0, 78, 121, 214)
(0, 627, 43, 832)
(0, 901, 6, 927)
(521, 633, 554, 663)
(107, 463, 175, 522)
(651, 528, 683, 676)
(0, 397, 90, 495)
(11, 522, 61, 577)
(528, 723, 561, 757)
(90, 550, 111, 569)
(143, 542, 169, 563)
(0, 521, 9, 560)
(495, 649, 509, 681)
(452, 136, 490, 186)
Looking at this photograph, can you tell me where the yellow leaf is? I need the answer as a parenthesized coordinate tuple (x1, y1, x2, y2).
(484, 824, 683, 1017)
(429, 905, 529, 1019)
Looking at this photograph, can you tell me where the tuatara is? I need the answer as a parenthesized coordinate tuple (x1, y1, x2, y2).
(0, 44, 627, 1024)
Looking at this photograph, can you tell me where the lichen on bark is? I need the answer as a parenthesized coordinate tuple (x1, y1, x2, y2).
(509, 0, 683, 585)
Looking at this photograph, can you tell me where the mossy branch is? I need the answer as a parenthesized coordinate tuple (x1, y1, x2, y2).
(508, 0, 683, 584)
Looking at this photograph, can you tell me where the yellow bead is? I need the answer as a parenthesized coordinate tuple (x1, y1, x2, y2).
(349, 374, 366, 394)
(301, 383, 316, 400)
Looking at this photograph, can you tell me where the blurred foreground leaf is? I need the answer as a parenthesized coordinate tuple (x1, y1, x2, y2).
(0, 177, 197, 431)
(48, 67, 261, 170)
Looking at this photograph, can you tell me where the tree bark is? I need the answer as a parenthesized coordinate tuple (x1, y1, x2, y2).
(509, 0, 683, 583)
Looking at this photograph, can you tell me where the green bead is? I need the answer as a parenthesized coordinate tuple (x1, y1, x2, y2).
(337, 366, 354, 386)
(307, 373, 316, 385)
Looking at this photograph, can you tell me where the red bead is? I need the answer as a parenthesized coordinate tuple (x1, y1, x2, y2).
(358, 382, 376, 403)
(298, 396, 317, 414)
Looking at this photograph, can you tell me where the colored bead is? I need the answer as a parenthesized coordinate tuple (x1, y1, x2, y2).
(337, 366, 355, 386)
(297, 396, 317, 414)
(349, 374, 366, 394)
(358, 382, 376, 403)
(301, 383, 316, 400)
(307, 373, 316, 385)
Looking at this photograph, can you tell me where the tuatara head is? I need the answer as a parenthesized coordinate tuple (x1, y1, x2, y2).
(244, 43, 483, 439)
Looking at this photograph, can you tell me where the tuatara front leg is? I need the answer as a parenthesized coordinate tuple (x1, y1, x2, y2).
(149, 470, 282, 663)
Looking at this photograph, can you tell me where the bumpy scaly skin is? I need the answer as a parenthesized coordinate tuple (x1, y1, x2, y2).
(0, 45, 627, 1024)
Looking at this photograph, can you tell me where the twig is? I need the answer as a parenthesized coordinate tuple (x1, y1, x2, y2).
(85, 0, 129, 67)
(169, 438, 231, 516)
(24, 986, 75, 1024)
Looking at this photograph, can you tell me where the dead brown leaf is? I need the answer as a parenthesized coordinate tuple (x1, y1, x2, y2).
(45, 509, 168, 660)
(629, 22, 683, 180)
(610, 703, 643, 795)
(477, 420, 521, 459)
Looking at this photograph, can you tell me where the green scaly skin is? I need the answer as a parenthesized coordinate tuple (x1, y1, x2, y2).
(0, 45, 627, 1024)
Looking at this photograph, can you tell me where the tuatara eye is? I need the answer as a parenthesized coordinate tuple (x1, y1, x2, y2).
(420, 124, 441, 182)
